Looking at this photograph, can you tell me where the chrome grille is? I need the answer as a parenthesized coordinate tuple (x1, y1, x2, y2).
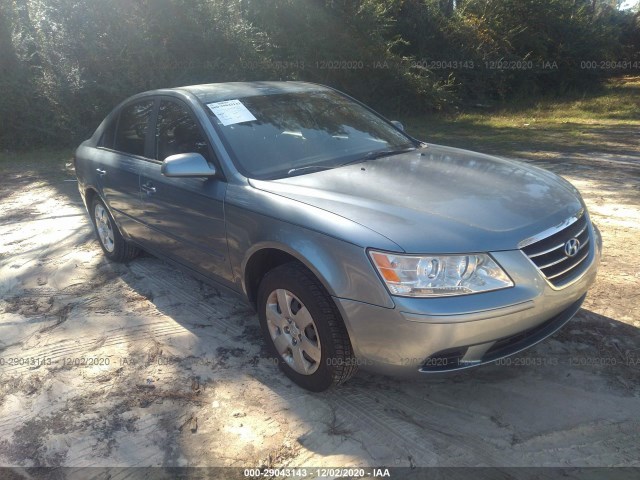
(522, 214, 591, 288)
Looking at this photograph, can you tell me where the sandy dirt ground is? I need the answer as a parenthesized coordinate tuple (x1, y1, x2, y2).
(0, 137, 639, 470)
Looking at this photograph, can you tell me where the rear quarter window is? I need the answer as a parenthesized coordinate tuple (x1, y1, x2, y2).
(98, 116, 117, 149)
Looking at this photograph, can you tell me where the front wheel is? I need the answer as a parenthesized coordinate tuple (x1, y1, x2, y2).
(90, 197, 139, 262)
(257, 262, 358, 391)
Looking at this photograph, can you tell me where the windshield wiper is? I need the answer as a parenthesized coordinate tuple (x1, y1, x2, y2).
(338, 146, 417, 168)
(286, 146, 416, 176)
(287, 165, 334, 176)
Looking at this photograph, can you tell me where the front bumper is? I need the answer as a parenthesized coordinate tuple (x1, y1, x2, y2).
(333, 223, 602, 377)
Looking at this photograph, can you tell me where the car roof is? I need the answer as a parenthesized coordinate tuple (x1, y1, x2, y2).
(170, 81, 330, 104)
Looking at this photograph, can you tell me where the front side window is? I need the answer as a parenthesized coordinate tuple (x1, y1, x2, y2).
(206, 90, 415, 179)
(156, 100, 210, 162)
(114, 100, 154, 157)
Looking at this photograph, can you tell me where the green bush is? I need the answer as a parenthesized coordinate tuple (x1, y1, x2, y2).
(0, 0, 637, 149)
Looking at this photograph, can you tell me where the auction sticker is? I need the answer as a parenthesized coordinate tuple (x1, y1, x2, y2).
(206, 99, 257, 126)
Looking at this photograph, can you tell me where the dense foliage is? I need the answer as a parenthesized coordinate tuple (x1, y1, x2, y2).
(1, 0, 638, 149)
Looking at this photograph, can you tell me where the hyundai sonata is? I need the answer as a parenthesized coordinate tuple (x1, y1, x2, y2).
(74, 82, 601, 391)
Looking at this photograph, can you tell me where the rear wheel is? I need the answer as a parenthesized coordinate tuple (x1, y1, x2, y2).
(257, 262, 358, 391)
(91, 197, 139, 262)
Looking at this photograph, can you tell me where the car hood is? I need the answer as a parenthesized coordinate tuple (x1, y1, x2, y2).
(249, 144, 584, 253)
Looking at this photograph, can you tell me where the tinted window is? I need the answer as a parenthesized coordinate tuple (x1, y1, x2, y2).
(207, 90, 414, 179)
(156, 100, 210, 162)
(114, 100, 154, 157)
(98, 116, 117, 149)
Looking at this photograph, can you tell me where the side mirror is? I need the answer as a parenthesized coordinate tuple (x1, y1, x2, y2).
(390, 120, 404, 131)
(161, 153, 216, 178)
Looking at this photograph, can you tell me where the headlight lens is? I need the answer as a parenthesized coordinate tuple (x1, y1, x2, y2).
(369, 251, 513, 297)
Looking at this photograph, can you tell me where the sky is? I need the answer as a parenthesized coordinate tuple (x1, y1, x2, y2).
(620, 0, 639, 10)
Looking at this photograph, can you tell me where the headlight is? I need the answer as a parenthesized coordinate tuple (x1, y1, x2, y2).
(369, 250, 513, 297)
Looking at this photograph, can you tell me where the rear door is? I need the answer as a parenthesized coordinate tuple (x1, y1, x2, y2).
(137, 97, 232, 283)
(97, 98, 155, 239)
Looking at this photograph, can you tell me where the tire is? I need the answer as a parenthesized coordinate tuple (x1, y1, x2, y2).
(90, 197, 140, 262)
(257, 262, 358, 391)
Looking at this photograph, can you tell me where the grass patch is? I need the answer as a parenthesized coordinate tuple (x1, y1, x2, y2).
(405, 76, 640, 160)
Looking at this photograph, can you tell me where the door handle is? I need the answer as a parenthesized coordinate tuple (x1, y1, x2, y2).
(96, 168, 106, 176)
(141, 182, 156, 195)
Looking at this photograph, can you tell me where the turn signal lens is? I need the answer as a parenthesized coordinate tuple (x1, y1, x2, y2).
(370, 251, 401, 283)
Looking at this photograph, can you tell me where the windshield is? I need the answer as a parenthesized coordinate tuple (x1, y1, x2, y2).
(205, 90, 415, 179)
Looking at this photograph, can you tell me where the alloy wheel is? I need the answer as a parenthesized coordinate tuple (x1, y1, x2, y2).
(265, 289, 322, 375)
(94, 203, 115, 253)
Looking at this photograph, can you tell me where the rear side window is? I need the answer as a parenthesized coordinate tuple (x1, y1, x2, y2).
(156, 100, 210, 162)
(114, 100, 154, 157)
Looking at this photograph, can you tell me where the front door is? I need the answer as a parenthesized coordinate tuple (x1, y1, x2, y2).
(138, 98, 232, 284)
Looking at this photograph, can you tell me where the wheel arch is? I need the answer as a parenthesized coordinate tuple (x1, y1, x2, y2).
(83, 186, 131, 241)
(242, 244, 338, 310)
(83, 186, 99, 211)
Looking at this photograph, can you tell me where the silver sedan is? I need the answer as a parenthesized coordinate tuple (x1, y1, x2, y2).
(74, 82, 601, 391)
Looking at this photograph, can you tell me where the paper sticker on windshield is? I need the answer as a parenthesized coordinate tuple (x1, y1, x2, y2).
(206, 99, 256, 126)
